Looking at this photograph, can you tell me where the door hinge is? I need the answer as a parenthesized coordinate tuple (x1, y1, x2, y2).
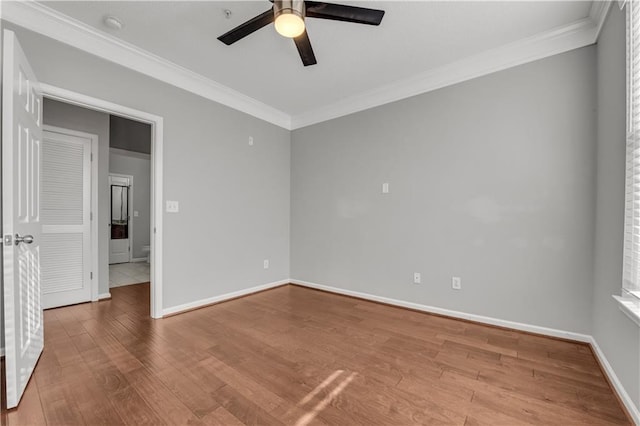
(90, 272, 93, 279)
(90, 153, 93, 161)
(90, 212, 93, 221)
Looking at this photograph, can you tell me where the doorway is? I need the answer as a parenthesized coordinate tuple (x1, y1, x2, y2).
(41, 84, 164, 319)
(1, 30, 162, 410)
(109, 174, 133, 265)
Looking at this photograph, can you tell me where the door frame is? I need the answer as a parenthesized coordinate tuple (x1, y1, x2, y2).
(108, 173, 134, 264)
(42, 125, 99, 303)
(41, 83, 164, 319)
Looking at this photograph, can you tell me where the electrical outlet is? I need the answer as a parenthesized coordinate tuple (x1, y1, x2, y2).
(263, 259, 269, 269)
(452, 276, 461, 290)
(249, 136, 254, 146)
(166, 200, 179, 213)
(413, 272, 421, 284)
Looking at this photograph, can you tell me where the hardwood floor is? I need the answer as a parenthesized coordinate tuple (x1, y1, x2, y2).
(1, 283, 631, 425)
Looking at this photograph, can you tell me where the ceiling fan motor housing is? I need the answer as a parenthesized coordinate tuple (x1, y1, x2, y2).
(274, 0, 306, 24)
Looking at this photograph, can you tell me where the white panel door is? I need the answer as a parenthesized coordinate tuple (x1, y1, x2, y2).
(41, 129, 92, 309)
(109, 175, 131, 264)
(2, 30, 44, 409)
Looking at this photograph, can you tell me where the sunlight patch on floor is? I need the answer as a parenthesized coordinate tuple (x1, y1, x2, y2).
(298, 369, 343, 406)
(295, 371, 357, 426)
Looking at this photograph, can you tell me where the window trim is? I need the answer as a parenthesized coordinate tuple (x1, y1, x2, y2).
(616, 0, 640, 326)
(613, 295, 640, 327)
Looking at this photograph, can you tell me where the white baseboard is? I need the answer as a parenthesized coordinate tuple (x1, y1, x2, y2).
(290, 279, 591, 342)
(162, 279, 290, 317)
(98, 292, 112, 300)
(589, 337, 640, 424)
(130, 257, 148, 263)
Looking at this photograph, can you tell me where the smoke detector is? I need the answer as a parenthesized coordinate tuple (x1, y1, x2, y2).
(103, 15, 123, 30)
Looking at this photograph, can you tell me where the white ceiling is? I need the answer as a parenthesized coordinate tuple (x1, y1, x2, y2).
(39, 1, 593, 118)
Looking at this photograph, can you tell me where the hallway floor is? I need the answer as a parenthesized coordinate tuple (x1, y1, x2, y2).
(109, 262, 150, 288)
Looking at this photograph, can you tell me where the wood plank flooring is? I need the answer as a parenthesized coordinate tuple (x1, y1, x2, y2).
(1, 283, 631, 425)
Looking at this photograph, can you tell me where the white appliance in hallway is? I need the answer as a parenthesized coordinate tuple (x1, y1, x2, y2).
(109, 174, 132, 264)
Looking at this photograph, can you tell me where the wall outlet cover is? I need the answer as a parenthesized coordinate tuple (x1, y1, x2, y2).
(166, 200, 179, 213)
(452, 276, 461, 290)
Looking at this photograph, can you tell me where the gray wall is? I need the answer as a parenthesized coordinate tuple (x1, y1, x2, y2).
(4, 22, 291, 310)
(43, 98, 111, 297)
(110, 116, 151, 154)
(292, 46, 597, 333)
(593, 5, 640, 411)
(109, 149, 151, 261)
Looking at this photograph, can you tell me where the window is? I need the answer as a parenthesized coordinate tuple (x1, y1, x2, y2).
(618, 0, 640, 325)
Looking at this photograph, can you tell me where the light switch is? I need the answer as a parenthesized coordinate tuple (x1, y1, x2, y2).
(133, 210, 139, 217)
(248, 136, 254, 146)
(166, 200, 179, 213)
(382, 183, 390, 194)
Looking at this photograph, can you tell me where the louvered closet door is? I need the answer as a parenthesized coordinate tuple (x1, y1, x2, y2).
(41, 129, 92, 309)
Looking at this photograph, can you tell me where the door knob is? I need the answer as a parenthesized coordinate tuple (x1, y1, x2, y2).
(15, 234, 34, 245)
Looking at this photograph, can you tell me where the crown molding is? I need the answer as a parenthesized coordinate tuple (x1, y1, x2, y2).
(590, 0, 613, 41)
(2, 1, 292, 130)
(290, 16, 600, 129)
(5, 1, 604, 131)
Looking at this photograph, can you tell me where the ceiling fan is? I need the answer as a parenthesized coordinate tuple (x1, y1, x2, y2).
(217, 0, 385, 66)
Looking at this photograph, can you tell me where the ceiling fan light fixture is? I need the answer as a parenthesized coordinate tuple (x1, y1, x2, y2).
(274, 0, 306, 38)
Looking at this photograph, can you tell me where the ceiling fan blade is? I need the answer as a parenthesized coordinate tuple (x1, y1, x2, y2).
(218, 9, 274, 45)
(294, 30, 317, 66)
(304, 1, 384, 25)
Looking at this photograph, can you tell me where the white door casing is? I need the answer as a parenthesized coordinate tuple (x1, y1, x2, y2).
(41, 128, 92, 309)
(109, 174, 132, 264)
(39, 83, 164, 319)
(2, 30, 44, 409)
